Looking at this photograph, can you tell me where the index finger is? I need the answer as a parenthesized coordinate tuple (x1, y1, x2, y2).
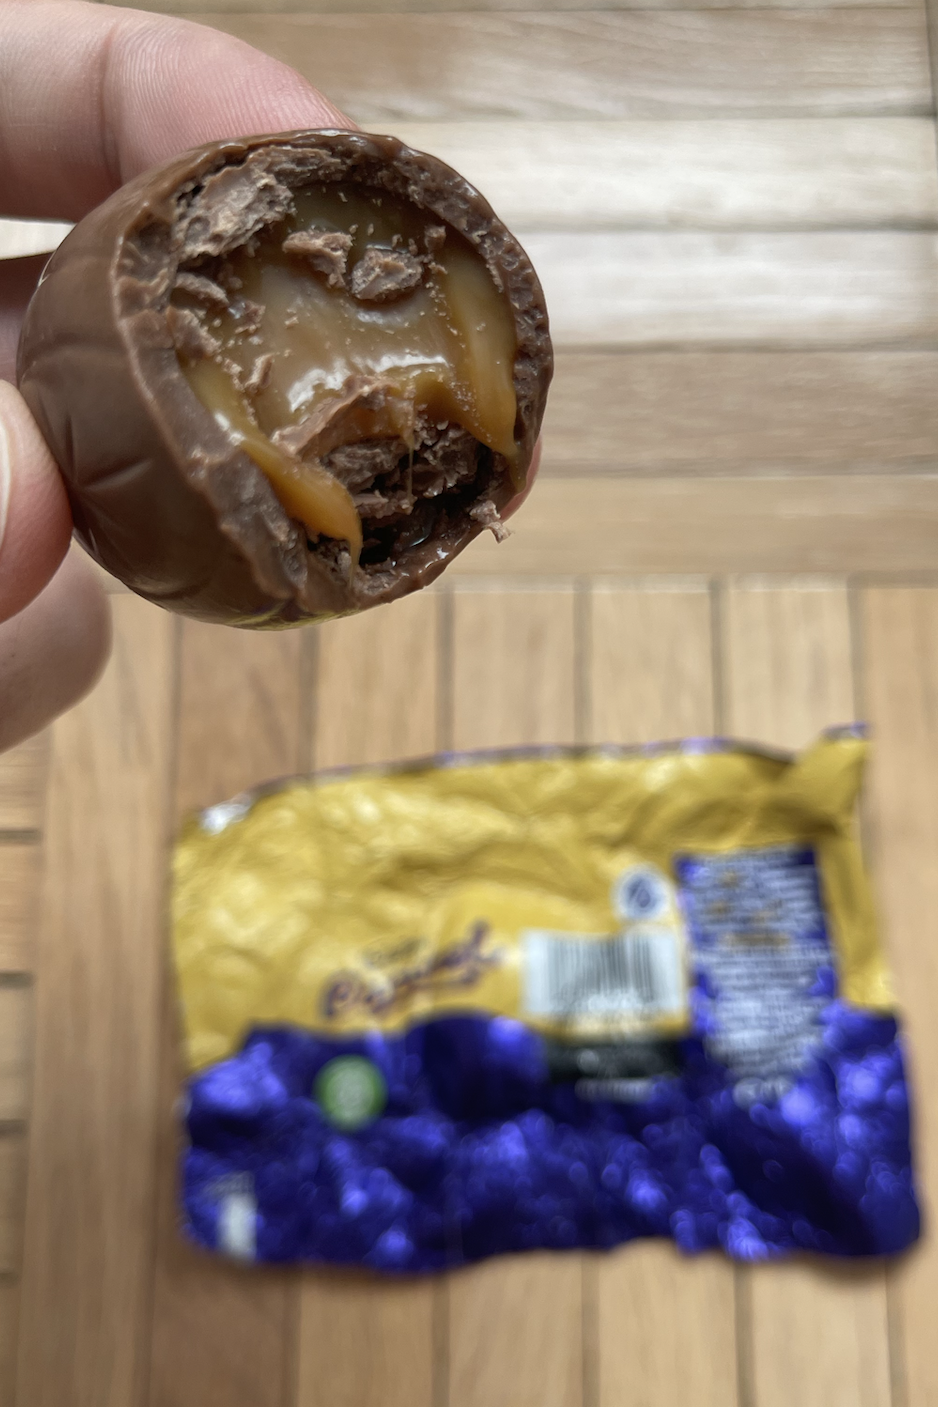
(0, 0, 354, 223)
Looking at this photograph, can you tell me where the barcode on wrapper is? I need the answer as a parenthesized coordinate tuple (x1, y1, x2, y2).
(523, 928, 685, 1022)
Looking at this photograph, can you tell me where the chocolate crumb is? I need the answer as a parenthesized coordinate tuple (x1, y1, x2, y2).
(282, 229, 352, 289)
(243, 353, 274, 399)
(166, 305, 220, 361)
(238, 300, 265, 333)
(175, 271, 229, 309)
(469, 499, 510, 542)
(350, 247, 423, 304)
(217, 265, 243, 293)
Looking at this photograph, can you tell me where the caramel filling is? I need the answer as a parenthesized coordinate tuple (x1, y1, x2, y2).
(171, 185, 519, 566)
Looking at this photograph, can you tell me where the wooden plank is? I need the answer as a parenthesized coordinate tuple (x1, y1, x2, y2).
(0, 845, 39, 973)
(149, 624, 307, 1407)
(315, 592, 440, 768)
(0, 220, 71, 260)
(0, 1138, 26, 1276)
(589, 583, 714, 744)
(149, 1251, 294, 1407)
(174, 620, 306, 816)
(746, 1263, 891, 1407)
(452, 476, 938, 578)
(543, 351, 938, 477)
(447, 584, 580, 1407)
(0, 989, 30, 1125)
(451, 585, 576, 748)
(449, 1254, 582, 1407)
(596, 1245, 737, 1407)
(527, 231, 938, 349)
(0, 733, 48, 833)
(861, 588, 938, 1406)
(722, 582, 856, 749)
(722, 582, 891, 1407)
(386, 119, 938, 230)
(15, 596, 173, 1407)
(194, 13, 930, 121)
(296, 1276, 434, 1407)
(295, 592, 440, 1407)
(587, 583, 737, 1407)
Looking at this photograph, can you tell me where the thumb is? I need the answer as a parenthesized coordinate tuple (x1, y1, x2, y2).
(0, 378, 73, 620)
(0, 380, 112, 750)
(0, 545, 112, 753)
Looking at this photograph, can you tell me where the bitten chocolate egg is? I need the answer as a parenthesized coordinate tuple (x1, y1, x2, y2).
(17, 130, 552, 626)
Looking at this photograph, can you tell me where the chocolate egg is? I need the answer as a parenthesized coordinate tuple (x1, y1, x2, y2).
(17, 130, 552, 626)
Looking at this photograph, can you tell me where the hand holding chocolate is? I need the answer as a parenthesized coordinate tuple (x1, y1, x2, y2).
(16, 131, 552, 626)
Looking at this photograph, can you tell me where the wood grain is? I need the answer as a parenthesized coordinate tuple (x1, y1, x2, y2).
(296, 1276, 434, 1407)
(528, 231, 938, 348)
(296, 594, 439, 1407)
(722, 582, 891, 1407)
(15, 597, 173, 1407)
(586, 583, 737, 1407)
(194, 12, 931, 122)
(0, 847, 39, 974)
(448, 1254, 582, 1407)
(148, 625, 307, 1407)
(747, 1263, 891, 1407)
(0, 734, 48, 834)
(543, 351, 938, 477)
(0, 1141, 26, 1277)
(385, 118, 938, 230)
(0, 992, 30, 1126)
(721, 582, 856, 748)
(596, 1245, 737, 1407)
(314, 592, 440, 769)
(452, 476, 938, 578)
(0, 1280, 17, 1407)
(861, 588, 938, 1407)
(451, 585, 577, 748)
(447, 585, 581, 1407)
(588, 584, 714, 743)
(174, 621, 306, 816)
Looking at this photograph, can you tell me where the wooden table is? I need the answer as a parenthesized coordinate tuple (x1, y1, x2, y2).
(3, 0, 938, 1401)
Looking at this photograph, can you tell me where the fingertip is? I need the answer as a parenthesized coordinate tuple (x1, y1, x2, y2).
(0, 545, 112, 754)
(0, 380, 72, 623)
(107, 11, 357, 180)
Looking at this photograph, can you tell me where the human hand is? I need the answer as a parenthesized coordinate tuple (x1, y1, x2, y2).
(0, 0, 538, 750)
(0, 0, 352, 750)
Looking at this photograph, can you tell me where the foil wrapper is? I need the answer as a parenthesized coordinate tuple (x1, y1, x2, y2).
(172, 729, 919, 1270)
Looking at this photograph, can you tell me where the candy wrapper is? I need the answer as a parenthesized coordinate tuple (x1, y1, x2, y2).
(171, 729, 920, 1269)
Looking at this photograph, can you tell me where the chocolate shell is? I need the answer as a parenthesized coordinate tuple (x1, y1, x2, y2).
(16, 130, 552, 626)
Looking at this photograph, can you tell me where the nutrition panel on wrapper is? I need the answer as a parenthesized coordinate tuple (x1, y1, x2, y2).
(676, 844, 837, 1102)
